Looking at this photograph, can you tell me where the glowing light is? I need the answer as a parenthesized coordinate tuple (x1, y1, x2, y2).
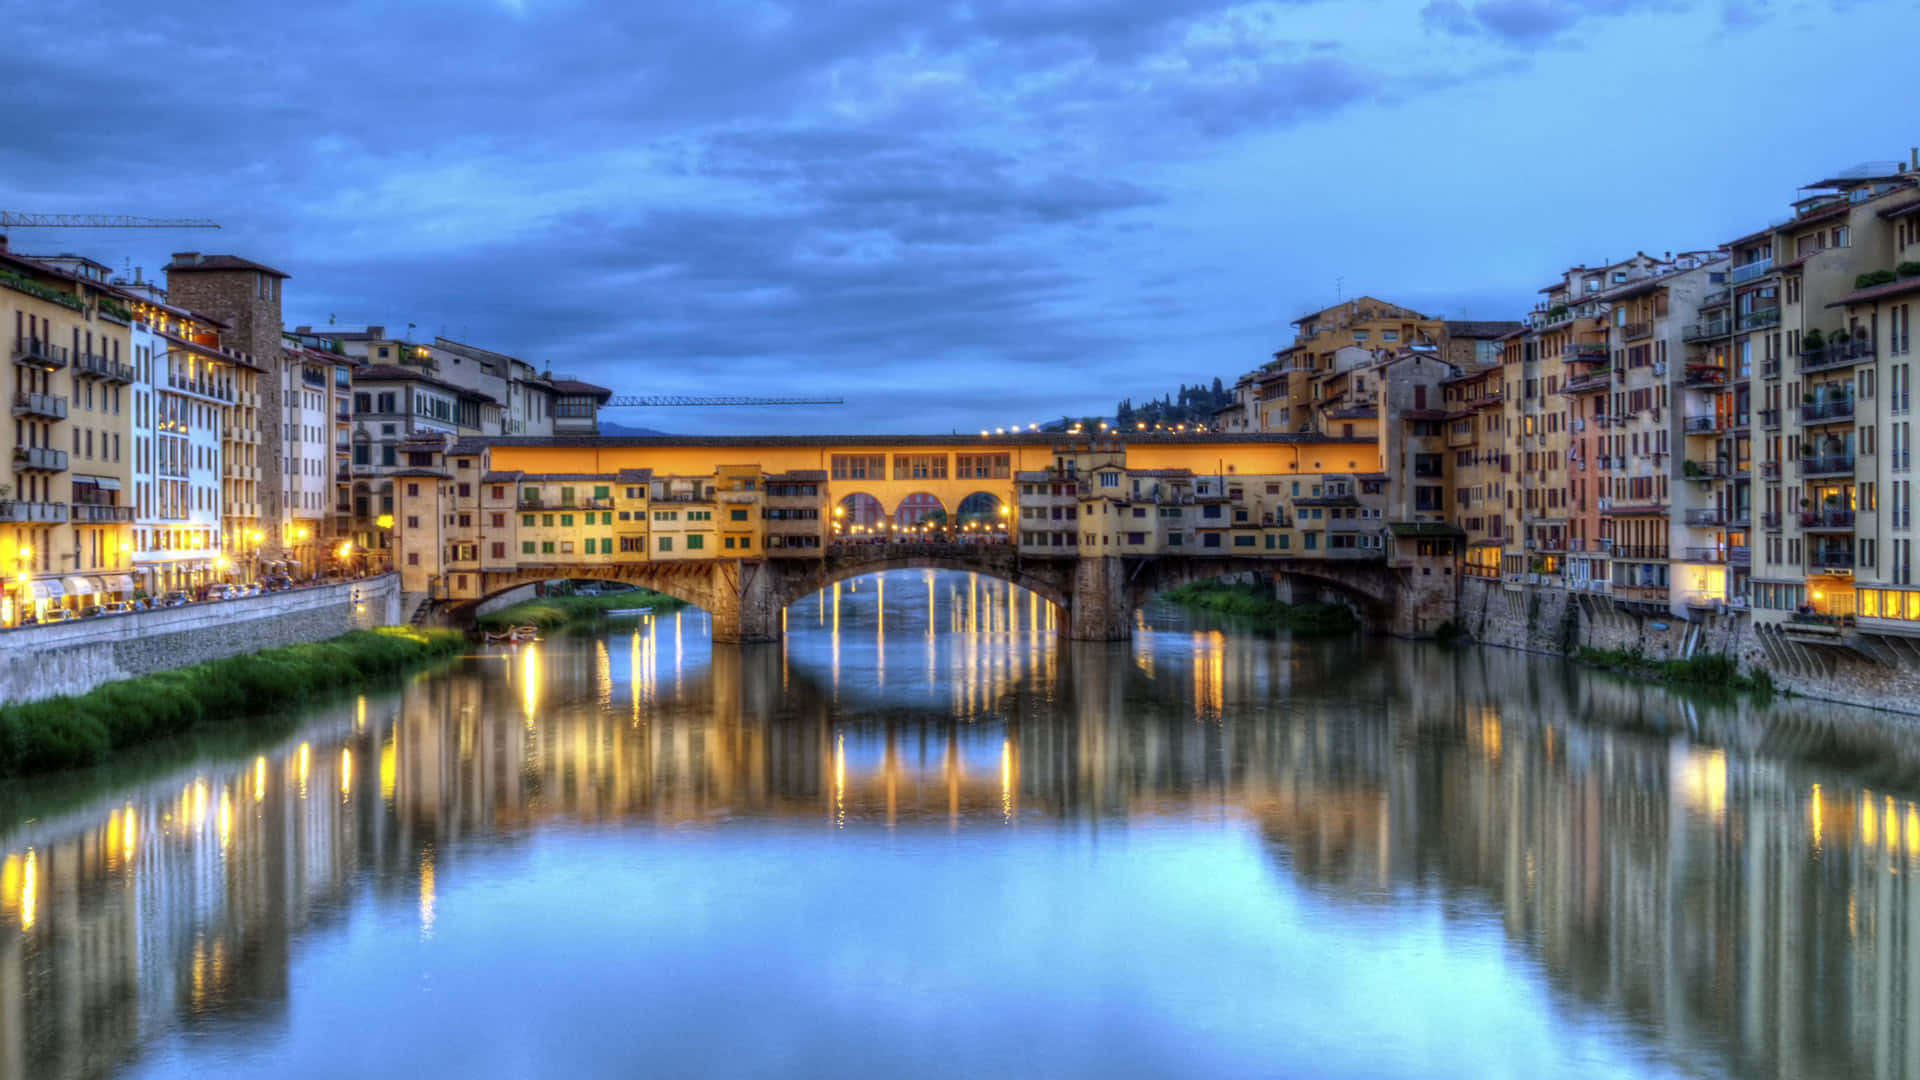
(1680, 747, 1727, 822)
(376, 514, 395, 530)
(521, 642, 541, 721)
(337, 542, 353, 559)
(214, 556, 229, 569)
(16, 546, 29, 559)
(833, 732, 846, 829)
(340, 747, 353, 796)
(19, 849, 35, 932)
(254, 756, 267, 801)
(419, 847, 436, 937)
(297, 742, 311, 797)
(1811, 784, 1824, 849)
(295, 527, 310, 540)
(120, 806, 137, 865)
(217, 787, 232, 851)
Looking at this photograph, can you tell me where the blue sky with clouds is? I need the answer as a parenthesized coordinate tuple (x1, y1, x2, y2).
(3, 0, 1913, 433)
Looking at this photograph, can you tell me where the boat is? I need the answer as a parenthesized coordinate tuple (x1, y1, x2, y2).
(483, 624, 542, 644)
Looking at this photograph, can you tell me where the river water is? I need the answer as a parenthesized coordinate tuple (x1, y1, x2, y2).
(3, 570, 1919, 1079)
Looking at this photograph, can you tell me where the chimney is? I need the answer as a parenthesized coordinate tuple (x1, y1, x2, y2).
(134, 266, 143, 284)
(1911, 146, 1917, 171)
(171, 252, 200, 266)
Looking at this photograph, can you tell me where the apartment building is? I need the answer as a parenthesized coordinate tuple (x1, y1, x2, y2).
(1442, 364, 1505, 578)
(1, 243, 139, 623)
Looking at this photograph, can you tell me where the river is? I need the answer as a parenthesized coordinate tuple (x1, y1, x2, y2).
(2, 569, 1918, 1079)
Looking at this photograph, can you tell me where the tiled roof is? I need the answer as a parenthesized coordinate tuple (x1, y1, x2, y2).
(549, 379, 612, 400)
(1443, 320, 1522, 339)
(1828, 276, 1920, 307)
(163, 254, 290, 278)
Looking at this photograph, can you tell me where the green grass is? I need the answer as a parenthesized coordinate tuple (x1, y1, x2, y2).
(0, 627, 467, 779)
(475, 589, 687, 632)
(1575, 646, 1774, 698)
(1160, 581, 1360, 636)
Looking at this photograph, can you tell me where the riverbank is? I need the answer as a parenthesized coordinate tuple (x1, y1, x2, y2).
(1160, 581, 1359, 635)
(1574, 646, 1775, 698)
(0, 626, 465, 778)
(476, 589, 687, 633)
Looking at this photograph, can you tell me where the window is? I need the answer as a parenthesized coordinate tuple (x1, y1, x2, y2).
(522, 514, 535, 527)
(893, 453, 948, 480)
(1203, 533, 1221, 548)
(658, 536, 673, 552)
(1099, 472, 1120, 488)
(541, 541, 555, 554)
(561, 514, 574, 527)
(405, 515, 419, 528)
(724, 536, 736, 549)
(830, 454, 885, 480)
(687, 534, 704, 550)
(730, 508, 748, 521)
(955, 453, 1011, 479)
(492, 542, 507, 559)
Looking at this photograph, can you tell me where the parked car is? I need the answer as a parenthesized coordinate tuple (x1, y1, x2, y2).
(100, 601, 134, 615)
(41, 608, 78, 623)
(159, 591, 192, 608)
(77, 605, 104, 619)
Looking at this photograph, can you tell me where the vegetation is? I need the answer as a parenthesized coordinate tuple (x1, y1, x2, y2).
(95, 296, 132, 322)
(1113, 380, 1234, 429)
(1575, 646, 1775, 698)
(1856, 269, 1899, 290)
(0, 269, 86, 312)
(475, 588, 686, 632)
(1899, 261, 1920, 280)
(0, 627, 467, 778)
(1802, 328, 1824, 351)
(1160, 580, 1359, 636)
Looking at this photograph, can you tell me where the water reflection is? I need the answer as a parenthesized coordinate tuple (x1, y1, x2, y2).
(2, 571, 1920, 1078)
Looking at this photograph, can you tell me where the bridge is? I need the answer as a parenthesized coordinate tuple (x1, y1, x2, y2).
(445, 541, 1416, 642)
(394, 432, 1455, 642)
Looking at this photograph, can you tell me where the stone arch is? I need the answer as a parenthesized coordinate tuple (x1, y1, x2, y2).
(835, 492, 886, 536)
(1122, 556, 1400, 631)
(955, 491, 1005, 528)
(442, 564, 726, 624)
(773, 546, 1074, 615)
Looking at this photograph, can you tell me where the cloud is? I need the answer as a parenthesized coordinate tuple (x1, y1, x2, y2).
(1420, 0, 1686, 43)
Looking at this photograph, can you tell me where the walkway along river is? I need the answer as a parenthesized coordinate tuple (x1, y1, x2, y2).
(2, 569, 1918, 1079)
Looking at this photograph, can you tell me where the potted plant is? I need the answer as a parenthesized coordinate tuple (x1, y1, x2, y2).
(1800, 498, 1811, 509)
(1803, 391, 1816, 404)
(1832, 328, 1851, 344)
(1825, 492, 1842, 507)
(1803, 328, 1825, 352)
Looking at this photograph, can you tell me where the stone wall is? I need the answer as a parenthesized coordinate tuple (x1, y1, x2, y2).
(0, 574, 402, 704)
(1459, 577, 1920, 714)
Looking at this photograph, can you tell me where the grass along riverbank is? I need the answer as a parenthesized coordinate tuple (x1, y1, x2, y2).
(475, 589, 688, 633)
(1575, 646, 1776, 697)
(0, 627, 466, 779)
(1159, 581, 1360, 636)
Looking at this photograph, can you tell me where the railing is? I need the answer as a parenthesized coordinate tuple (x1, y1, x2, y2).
(1682, 366, 1729, 389)
(1683, 320, 1731, 343)
(1612, 544, 1670, 560)
(1761, 511, 1782, 529)
(1684, 546, 1733, 563)
(1739, 308, 1782, 331)
(1614, 585, 1669, 604)
(1683, 459, 1729, 479)
(1809, 549, 1856, 569)
(1760, 461, 1781, 479)
(75, 352, 135, 382)
(0, 500, 68, 523)
(301, 369, 330, 388)
(1622, 321, 1653, 342)
(1732, 546, 1751, 566)
(166, 372, 236, 401)
(1684, 508, 1729, 526)
(12, 446, 67, 471)
(1799, 508, 1855, 529)
(1800, 398, 1855, 424)
(1683, 415, 1723, 434)
(11, 338, 69, 369)
(1760, 408, 1780, 428)
(1698, 288, 1729, 309)
(158, 462, 188, 478)
(1799, 340, 1875, 373)
(1563, 342, 1608, 360)
(1799, 454, 1855, 477)
(1730, 258, 1774, 284)
(11, 391, 67, 420)
(1761, 358, 1781, 378)
(71, 503, 133, 523)
(1563, 371, 1612, 394)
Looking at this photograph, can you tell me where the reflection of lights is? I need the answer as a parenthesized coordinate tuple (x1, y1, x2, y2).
(1001, 738, 1013, 823)
(521, 641, 541, 722)
(356, 695, 367, 730)
(121, 806, 137, 865)
(20, 849, 36, 931)
(217, 787, 232, 851)
(193, 779, 209, 827)
(1863, 792, 1878, 848)
(341, 747, 353, 797)
(1811, 784, 1824, 849)
(420, 847, 436, 938)
(254, 756, 267, 801)
(297, 743, 311, 797)
(834, 732, 846, 829)
(1679, 747, 1727, 823)
(381, 734, 397, 803)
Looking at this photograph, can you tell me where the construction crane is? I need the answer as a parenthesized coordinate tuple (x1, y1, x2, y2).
(604, 395, 842, 407)
(0, 212, 220, 229)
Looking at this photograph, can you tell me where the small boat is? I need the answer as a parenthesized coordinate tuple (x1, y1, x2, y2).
(604, 606, 653, 617)
(484, 624, 542, 644)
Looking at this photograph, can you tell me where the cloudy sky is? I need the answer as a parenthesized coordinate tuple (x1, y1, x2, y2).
(4, 0, 1912, 434)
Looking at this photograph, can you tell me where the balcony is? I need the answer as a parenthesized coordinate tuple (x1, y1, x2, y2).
(0, 500, 68, 523)
(75, 352, 135, 383)
(1614, 584, 1670, 605)
(11, 391, 67, 420)
(1761, 510, 1782, 529)
(1729, 257, 1774, 284)
(12, 446, 67, 472)
(1683, 320, 1731, 343)
(1683, 459, 1729, 480)
(1684, 507, 1730, 526)
(301, 369, 330, 389)
(1799, 508, 1855, 530)
(1682, 365, 1729, 389)
(158, 462, 188, 479)
(12, 338, 70, 370)
(1563, 371, 1612, 394)
(1761, 358, 1781, 378)
(1809, 549, 1856, 570)
(1612, 544, 1670, 560)
(1683, 414, 1726, 435)
(1799, 397, 1855, 425)
(1683, 546, 1747, 564)
(1563, 341, 1608, 360)
(1622, 321, 1653, 342)
(1800, 454, 1855, 478)
(166, 373, 236, 402)
(71, 502, 133, 524)
(1698, 288, 1730, 309)
(1738, 308, 1782, 332)
(1800, 340, 1876, 374)
(1760, 408, 1780, 429)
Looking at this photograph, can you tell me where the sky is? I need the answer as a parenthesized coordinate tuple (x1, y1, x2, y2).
(3, 0, 1914, 435)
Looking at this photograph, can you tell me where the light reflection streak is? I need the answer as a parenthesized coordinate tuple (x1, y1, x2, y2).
(521, 642, 541, 724)
(834, 732, 846, 829)
(420, 846, 437, 938)
(253, 755, 267, 802)
(341, 748, 353, 798)
(297, 743, 310, 798)
(19, 849, 35, 932)
(217, 786, 232, 853)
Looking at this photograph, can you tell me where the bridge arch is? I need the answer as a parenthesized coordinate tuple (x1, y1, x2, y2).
(893, 492, 947, 530)
(1113, 556, 1403, 636)
(771, 545, 1074, 615)
(440, 565, 728, 624)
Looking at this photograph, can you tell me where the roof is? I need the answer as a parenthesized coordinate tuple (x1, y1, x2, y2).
(549, 378, 612, 400)
(616, 468, 655, 483)
(446, 432, 1381, 454)
(770, 469, 828, 481)
(1443, 320, 1522, 339)
(353, 364, 499, 402)
(1828, 275, 1920, 307)
(163, 253, 290, 279)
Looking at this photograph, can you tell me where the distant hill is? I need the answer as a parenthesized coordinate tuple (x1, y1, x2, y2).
(598, 421, 673, 437)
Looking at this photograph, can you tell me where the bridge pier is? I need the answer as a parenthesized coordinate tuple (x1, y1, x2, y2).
(710, 560, 785, 644)
(1068, 556, 1134, 641)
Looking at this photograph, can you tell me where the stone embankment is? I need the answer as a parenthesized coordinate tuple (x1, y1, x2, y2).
(0, 574, 403, 704)
(1460, 577, 1920, 713)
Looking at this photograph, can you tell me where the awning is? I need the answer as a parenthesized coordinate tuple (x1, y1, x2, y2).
(74, 475, 123, 491)
(63, 576, 96, 596)
(108, 575, 134, 593)
(29, 580, 63, 601)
